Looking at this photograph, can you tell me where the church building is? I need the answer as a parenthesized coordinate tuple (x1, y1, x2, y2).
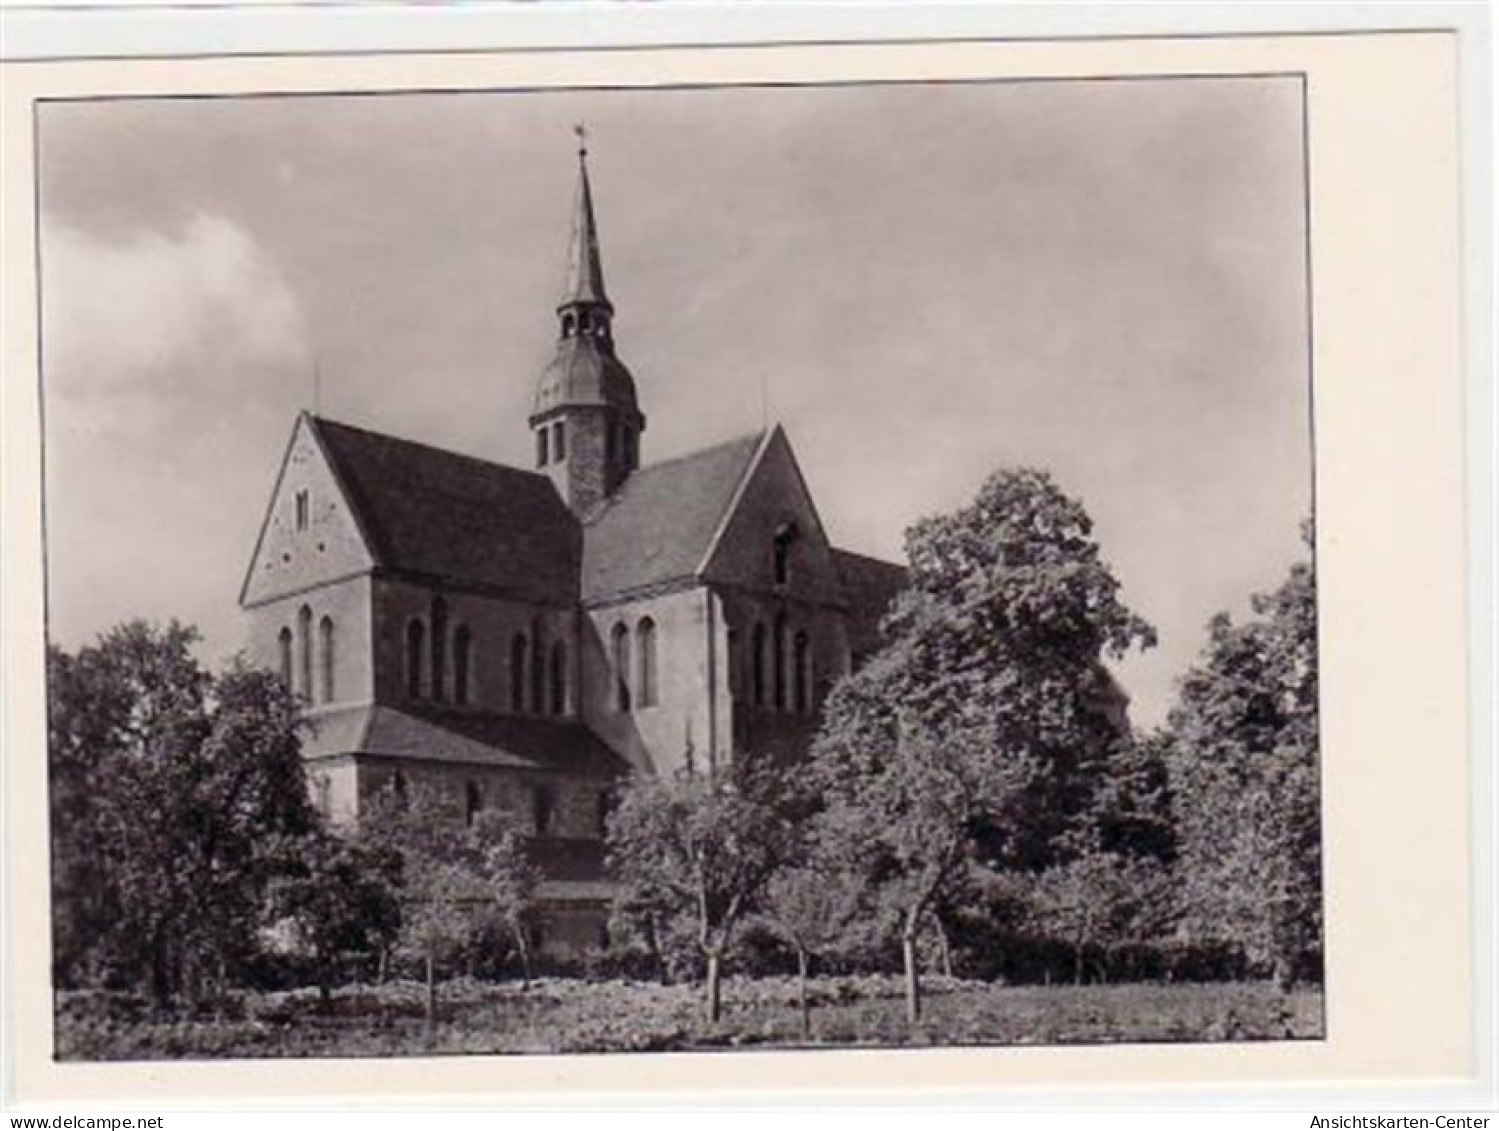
(238, 140, 907, 953)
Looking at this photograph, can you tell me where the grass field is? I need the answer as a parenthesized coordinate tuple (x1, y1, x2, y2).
(55, 975, 1324, 1060)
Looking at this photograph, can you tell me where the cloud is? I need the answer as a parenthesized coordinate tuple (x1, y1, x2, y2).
(42, 212, 307, 392)
(39, 213, 311, 654)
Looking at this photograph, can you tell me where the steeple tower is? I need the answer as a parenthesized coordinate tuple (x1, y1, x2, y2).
(531, 128, 646, 516)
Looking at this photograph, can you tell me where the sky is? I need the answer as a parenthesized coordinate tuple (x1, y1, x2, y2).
(37, 76, 1311, 727)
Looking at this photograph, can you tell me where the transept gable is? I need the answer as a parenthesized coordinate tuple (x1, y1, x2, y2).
(241, 413, 376, 607)
(698, 426, 845, 606)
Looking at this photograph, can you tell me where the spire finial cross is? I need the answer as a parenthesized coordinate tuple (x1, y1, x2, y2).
(573, 122, 588, 158)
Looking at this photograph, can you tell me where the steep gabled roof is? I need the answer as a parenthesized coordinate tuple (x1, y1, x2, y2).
(581, 431, 765, 603)
(310, 416, 581, 605)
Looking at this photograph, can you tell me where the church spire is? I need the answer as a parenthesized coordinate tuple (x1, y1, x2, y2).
(532, 127, 646, 517)
(560, 125, 611, 314)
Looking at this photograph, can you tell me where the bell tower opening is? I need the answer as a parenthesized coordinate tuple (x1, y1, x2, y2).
(527, 126, 646, 516)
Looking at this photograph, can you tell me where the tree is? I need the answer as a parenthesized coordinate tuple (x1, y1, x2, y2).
(469, 811, 539, 988)
(810, 467, 1155, 1020)
(1165, 524, 1319, 987)
(357, 781, 489, 1041)
(47, 621, 317, 1005)
(758, 860, 867, 1036)
(605, 761, 795, 1023)
(271, 831, 401, 1008)
(1028, 842, 1174, 985)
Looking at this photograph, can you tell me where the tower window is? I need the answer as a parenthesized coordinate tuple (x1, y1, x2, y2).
(536, 427, 549, 468)
(319, 615, 336, 705)
(405, 619, 425, 699)
(454, 625, 472, 707)
(578, 310, 591, 334)
(553, 420, 567, 460)
(510, 633, 528, 712)
(611, 622, 632, 712)
(295, 490, 309, 531)
(549, 641, 568, 716)
(637, 617, 658, 708)
(562, 313, 575, 338)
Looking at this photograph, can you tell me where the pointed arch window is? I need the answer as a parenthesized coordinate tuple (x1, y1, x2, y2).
(297, 605, 313, 699)
(319, 615, 336, 705)
(277, 626, 293, 689)
(532, 784, 557, 836)
(751, 623, 768, 707)
(611, 622, 632, 712)
(453, 625, 472, 707)
(773, 521, 799, 587)
(510, 633, 528, 712)
(465, 781, 483, 828)
(773, 613, 789, 712)
(794, 631, 812, 714)
(636, 618, 658, 708)
(405, 619, 425, 700)
(314, 773, 331, 818)
(549, 640, 568, 716)
(530, 622, 545, 716)
(429, 596, 448, 703)
(726, 627, 741, 701)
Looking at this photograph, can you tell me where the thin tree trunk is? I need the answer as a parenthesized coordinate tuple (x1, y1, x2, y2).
(510, 923, 532, 990)
(902, 916, 922, 1024)
(424, 948, 436, 1046)
(1273, 954, 1295, 992)
(214, 954, 228, 1023)
(705, 949, 723, 1024)
(936, 920, 954, 979)
(796, 947, 810, 1038)
(647, 914, 667, 985)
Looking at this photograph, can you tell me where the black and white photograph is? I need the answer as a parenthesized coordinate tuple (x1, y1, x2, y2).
(35, 72, 1324, 1060)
